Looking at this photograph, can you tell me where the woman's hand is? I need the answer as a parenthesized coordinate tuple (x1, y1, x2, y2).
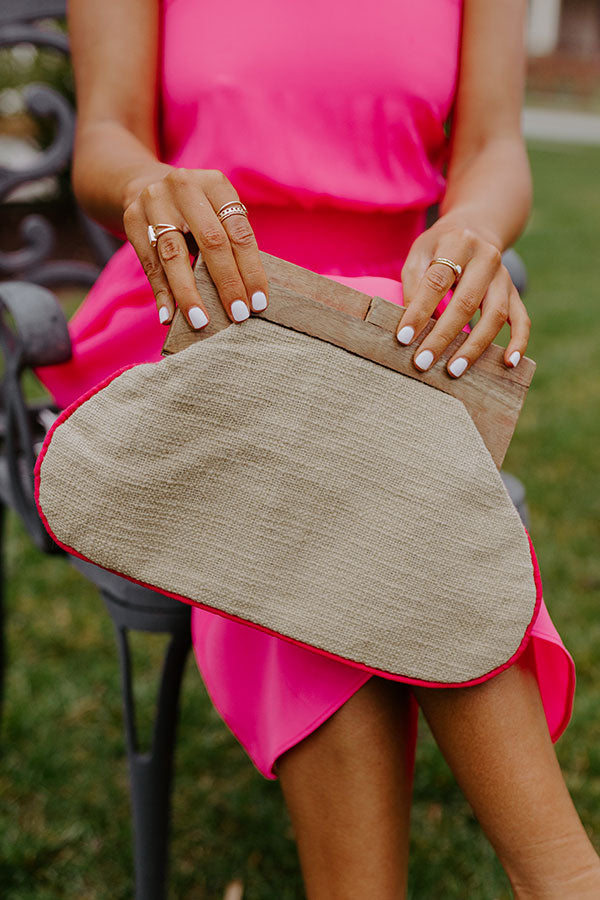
(396, 216, 530, 377)
(122, 166, 269, 330)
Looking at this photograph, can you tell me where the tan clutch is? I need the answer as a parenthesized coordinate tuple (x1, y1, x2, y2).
(35, 251, 540, 687)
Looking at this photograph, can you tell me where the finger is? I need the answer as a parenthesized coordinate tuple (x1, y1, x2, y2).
(203, 183, 269, 314)
(170, 171, 251, 323)
(400, 233, 435, 307)
(445, 277, 510, 378)
(144, 207, 210, 331)
(396, 245, 470, 347)
(123, 202, 177, 325)
(154, 228, 212, 330)
(408, 249, 502, 371)
(504, 289, 531, 368)
(142, 187, 212, 330)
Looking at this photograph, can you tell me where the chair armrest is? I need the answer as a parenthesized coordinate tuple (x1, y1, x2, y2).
(502, 249, 528, 296)
(0, 280, 70, 552)
(0, 281, 71, 369)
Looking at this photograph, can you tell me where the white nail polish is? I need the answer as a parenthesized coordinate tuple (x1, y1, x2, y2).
(231, 300, 250, 321)
(396, 325, 414, 345)
(189, 306, 208, 329)
(158, 306, 170, 324)
(509, 350, 521, 368)
(448, 357, 468, 378)
(251, 290, 267, 311)
(414, 349, 434, 371)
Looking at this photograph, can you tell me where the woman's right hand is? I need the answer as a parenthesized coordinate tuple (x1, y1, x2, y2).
(122, 166, 269, 330)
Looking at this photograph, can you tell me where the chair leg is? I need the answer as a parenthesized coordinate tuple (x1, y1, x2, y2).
(112, 618, 192, 900)
(0, 501, 5, 725)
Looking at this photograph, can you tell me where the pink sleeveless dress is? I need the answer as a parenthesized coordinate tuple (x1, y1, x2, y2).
(37, 0, 575, 780)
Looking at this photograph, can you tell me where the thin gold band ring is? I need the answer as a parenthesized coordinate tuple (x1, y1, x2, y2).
(429, 257, 463, 284)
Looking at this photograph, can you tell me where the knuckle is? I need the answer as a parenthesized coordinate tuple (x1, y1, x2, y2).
(157, 237, 185, 262)
(486, 246, 502, 269)
(426, 332, 451, 355)
(154, 287, 172, 304)
(205, 167, 228, 186)
(489, 304, 508, 328)
(216, 273, 245, 296)
(141, 257, 164, 282)
(201, 225, 228, 251)
(227, 218, 256, 247)
(425, 268, 452, 292)
(465, 339, 486, 359)
(463, 329, 489, 355)
(457, 226, 476, 249)
(122, 201, 140, 229)
(143, 181, 163, 202)
(166, 167, 190, 189)
(454, 292, 479, 317)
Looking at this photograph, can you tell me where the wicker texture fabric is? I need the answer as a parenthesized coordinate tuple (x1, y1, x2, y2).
(36, 318, 537, 684)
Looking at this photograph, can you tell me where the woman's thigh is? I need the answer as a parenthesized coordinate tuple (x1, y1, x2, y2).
(276, 677, 416, 900)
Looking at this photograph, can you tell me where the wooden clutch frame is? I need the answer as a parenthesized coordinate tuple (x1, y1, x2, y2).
(162, 250, 535, 468)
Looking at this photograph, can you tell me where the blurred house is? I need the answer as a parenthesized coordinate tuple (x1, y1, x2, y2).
(528, 0, 600, 58)
(527, 0, 600, 100)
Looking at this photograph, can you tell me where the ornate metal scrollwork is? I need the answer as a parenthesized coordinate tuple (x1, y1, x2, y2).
(0, 6, 120, 287)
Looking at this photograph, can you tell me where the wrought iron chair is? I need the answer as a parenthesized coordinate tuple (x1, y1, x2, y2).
(1, 5, 191, 899)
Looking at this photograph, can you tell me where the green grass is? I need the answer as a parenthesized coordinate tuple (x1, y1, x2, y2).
(2, 143, 600, 898)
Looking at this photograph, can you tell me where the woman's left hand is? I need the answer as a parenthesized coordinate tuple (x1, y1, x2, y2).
(396, 216, 531, 377)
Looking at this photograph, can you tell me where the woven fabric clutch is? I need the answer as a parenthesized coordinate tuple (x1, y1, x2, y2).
(35, 306, 540, 687)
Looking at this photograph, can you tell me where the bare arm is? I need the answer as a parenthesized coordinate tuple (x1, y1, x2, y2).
(68, 0, 269, 328)
(398, 0, 532, 375)
(441, 0, 532, 248)
(69, 0, 167, 232)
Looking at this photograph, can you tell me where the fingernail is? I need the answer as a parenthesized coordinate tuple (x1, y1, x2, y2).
(231, 300, 250, 322)
(396, 325, 414, 345)
(251, 290, 267, 311)
(448, 357, 468, 378)
(189, 306, 209, 329)
(158, 306, 170, 325)
(414, 349, 434, 371)
(509, 350, 521, 368)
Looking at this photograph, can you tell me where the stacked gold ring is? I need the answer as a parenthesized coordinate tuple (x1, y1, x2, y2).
(428, 257, 463, 284)
(216, 200, 249, 223)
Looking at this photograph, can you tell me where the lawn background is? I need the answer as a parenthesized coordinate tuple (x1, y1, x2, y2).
(1, 143, 599, 899)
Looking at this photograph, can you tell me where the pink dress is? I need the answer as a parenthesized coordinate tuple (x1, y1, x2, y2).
(36, 0, 575, 780)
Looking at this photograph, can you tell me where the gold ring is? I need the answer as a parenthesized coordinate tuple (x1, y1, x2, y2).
(216, 200, 249, 223)
(148, 223, 183, 248)
(428, 257, 463, 283)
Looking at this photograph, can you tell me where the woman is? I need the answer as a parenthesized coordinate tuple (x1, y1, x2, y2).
(36, 0, 600, 895)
